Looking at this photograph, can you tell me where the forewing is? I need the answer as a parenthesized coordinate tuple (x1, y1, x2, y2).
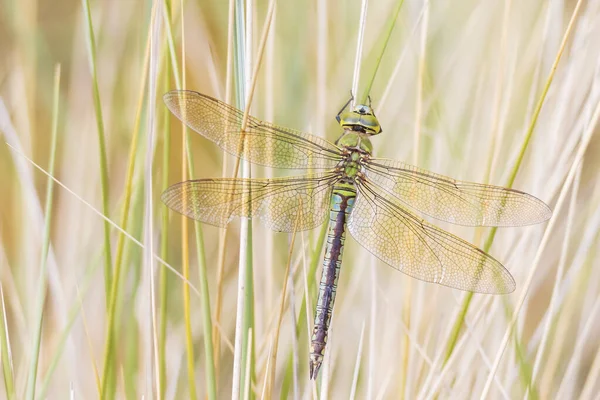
(162, 173, 337, 232)
(364, 158, 552, 227)
(163, 90, 343, 169)
(348, 180, 515, 294)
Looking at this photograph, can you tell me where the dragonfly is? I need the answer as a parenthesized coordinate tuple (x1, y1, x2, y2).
(161, 90, 552, 379)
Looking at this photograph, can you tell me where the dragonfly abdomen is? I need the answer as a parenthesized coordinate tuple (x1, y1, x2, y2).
(309, 184, 356, 379)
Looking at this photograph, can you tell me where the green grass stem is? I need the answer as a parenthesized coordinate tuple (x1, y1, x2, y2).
(81, 0, 113, 297)
(25, 64, 61, 400)
(359, 0, 405, 104)
(0, 285, 15, 400)
(231, 1, 250, 397)
(158, 40, 172, 400)
(162, 0, 217, 397)
(97, 12, 152, 398)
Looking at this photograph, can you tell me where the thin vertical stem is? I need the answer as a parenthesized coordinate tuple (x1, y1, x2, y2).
(231, 1, 249, 397)
(145, 1, 162, 395)
(351, 0, 369, 107)
(25, 64, 61, 400)
(349, 321, 366, 400)
(178, 0, 198, 395)
(158, 11, 172, 397)
(81, 0, 113, 295)
(231, 0, 276, 396)
(402, 3, 428, 398)
(0, 284, 14, 400)
(213, 0, 236, 384)
(360, 0, 405, 104)
(97, 2, 154, 395)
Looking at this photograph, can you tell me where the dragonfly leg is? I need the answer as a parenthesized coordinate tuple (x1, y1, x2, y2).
(366, 95, 382, 132)
(335, 93, 355, 123)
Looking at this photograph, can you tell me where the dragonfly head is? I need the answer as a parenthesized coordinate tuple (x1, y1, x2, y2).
(336, 103, 382, 135)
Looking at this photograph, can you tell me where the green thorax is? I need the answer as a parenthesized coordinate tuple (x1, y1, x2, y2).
(336, 131, 374, 153)
(334, 132, 373, 179)
(334, 101, 382, 180)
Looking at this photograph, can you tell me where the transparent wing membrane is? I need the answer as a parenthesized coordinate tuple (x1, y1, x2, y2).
(162, 173, 338, 232)
(163, 90, 343, 169)
(349, 180, 515, 294)
(364, 158, 552, 227)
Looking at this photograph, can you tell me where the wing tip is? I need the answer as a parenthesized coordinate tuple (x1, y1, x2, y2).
(477, 266, 516, 294)
(163, 89, 186, 103)
(487, 196, 552, 227)
(481, 255, 516, 294)
(160, 189, 185, 220)
(163, 89, 217, 103)
(540, 201, 553, 222)
(162, 90, 222, 121)
(160, 182, 237, 229)
(516, 200, 553, 227)
(160, 187, 169, 203)
(498, 277, 516, 294)
(524, 194, 553, 225)
(467, 277, 515, 295)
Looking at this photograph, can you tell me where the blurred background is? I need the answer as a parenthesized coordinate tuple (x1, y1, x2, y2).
(1, 0, 600, 398)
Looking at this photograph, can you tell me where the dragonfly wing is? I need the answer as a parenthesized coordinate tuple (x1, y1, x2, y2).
(348, 180, 515, 294)
(162, 173, 338, 232)
(163, 90, 343, 169)
(363, 158, 552, 227)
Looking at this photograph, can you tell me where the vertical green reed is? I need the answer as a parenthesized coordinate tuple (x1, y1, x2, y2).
(81, 0, 113, 297)
(231, 0, 255, 397)
(158, 2, 172, 397)
(0, 285, 15, 400)
(162, 0, 217, 397)
(97, 6, 153, 395)
(359, 0, 405, 105)
(186, 88, 218, 400)
(24, 64, 61, 400)
(81, 0, 115, 394)
(158, 25, 172, 400)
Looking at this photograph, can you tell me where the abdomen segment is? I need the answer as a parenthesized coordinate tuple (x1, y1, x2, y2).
(309, 185, 356, 379)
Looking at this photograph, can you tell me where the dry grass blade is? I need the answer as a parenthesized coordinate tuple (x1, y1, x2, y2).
(0, 283, 15, 400)
(265, 199, 302, 397)
(213, 0, 237, 384)
(349, 320, 366, 400)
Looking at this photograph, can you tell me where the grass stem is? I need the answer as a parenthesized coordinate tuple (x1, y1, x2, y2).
(25, 64, 61, 400)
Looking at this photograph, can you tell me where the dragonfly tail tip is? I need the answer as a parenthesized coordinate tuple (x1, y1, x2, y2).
(309, 360, 322, 380)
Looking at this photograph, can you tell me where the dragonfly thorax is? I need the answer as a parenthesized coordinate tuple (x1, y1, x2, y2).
(335, 148, 369, 182)
(334, 132, 372, 181)
(336, 130, 373, 154)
